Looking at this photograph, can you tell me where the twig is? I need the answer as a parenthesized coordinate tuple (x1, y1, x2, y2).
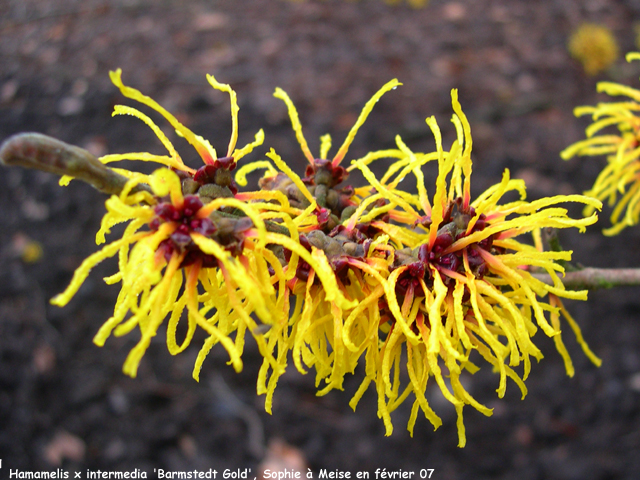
(533, 267, 640, 290)
(0, 132, 149, 195)
(0, 132, 290, 237)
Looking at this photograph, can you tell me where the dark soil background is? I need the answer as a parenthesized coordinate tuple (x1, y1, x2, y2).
(2, 1, 640, 479)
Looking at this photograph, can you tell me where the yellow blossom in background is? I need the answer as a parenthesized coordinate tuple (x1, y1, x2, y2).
(14, 234, 44, 263)
(568, 23, 619, 76)
(562, 52, 640, 235)
(382, 0, 428, 7)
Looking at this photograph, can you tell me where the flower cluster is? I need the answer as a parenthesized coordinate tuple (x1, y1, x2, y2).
(562, 52, 640, 235)
(50, 70, 601, 447)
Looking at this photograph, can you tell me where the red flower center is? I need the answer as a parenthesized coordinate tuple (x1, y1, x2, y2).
(150, 195, 218, 267)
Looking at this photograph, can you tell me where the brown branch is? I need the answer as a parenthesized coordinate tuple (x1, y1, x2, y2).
(533, 267, 640, 290)
(0, 132, 290, 236)
(0, 132, 149, 195)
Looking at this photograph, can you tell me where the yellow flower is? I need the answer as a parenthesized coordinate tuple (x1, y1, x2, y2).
(52, 168, 284, 378)
(562, 52, 640, 235)
(242, 83, 602, 446)
(236, 79, 401, 410)
(568, 23, 619, 76)
(51, 71, 287, 379)
(41, 70, 603, 448)
(338, 89, 603, 447)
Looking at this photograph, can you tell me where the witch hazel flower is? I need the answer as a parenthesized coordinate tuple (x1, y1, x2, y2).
(50, 71, 287, 379)
(231, 79, 401, 410)
(341, 90, 602, 446)
(235, 85, 603, 446)
(0, 69, 607, 448)
(562, 52, 640, 235)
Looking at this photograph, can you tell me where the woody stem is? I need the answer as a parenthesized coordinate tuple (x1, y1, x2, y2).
(533, 267, 640, 290)
(0, 132, 291, 236)
(0, 132, 150, 195)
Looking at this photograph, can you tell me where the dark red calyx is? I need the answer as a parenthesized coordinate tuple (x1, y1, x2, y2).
(388, 203, 496, 306)
(170, 231, 192, 248)
(467, 247, 484, 268)
(368, 198, 389, 211)
(330, 257, 350, 277)
(158, 239, 175, 263)
(327, 224, 375, 261)
(328, 224, 347, 238)
(182, 195, 203, 217)
(407, 261, 425, 279)
(394, 274, 422, 298)
(303, 158, 348, 187)
(151, 195, 220, 268)
(340, 185, 355, 198)
(441, 197, 463, 224)
(193, 158, 238, 194)
(283, 233, 311, 264)
(435, 253, 461, 272)
(390, 249, 431, 297)
(316, 207, 331, 225)
(421, 198, 492, 267)
(329, 224, 368, 245)
(154, 195, 203, 222)
(418, 244, 430, 263)
(441, 197, 481, 231)
(378, 298, 389, 312)
(477, 234, 493, 251)
(184, 250, 217, 268)
(149, 218, 161, 231)
(354, 221, 383, 239)
(334, 188, 356, 213)
(427, 211, 493, 280)
(201, 213, 253, 257)
(299, 234, 312, 252)
(350, 228, 368, 244)
(432, 227, 456, 254)
(155, 203, 182, 222)
(472, 214, 487, 232)
(295, 260, 312, 282)
(414, 215, 432, 229)
(363, 198, 391, 223)
(194, 165, 217, 184)
(215, 156, 236, 171)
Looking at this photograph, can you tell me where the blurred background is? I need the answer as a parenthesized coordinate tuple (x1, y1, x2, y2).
(2, 0, 640, 478)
